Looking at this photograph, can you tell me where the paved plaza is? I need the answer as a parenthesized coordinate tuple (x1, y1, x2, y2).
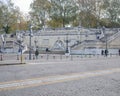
(0, 54, 120, 96)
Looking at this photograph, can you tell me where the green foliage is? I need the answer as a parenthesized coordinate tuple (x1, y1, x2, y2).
(30, 0, 78, 28)
(28, 0, 120, 29)
(49, 0, 78, 27)
(0, 0, 119, 33)
(29, 0, 51, 29)
(47, 19, 63, 28)
(102, 0, 120, 25)
(0, 0, 27, 33)
(3, 25, 10, 34)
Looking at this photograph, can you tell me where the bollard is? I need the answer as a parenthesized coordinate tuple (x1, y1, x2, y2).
(66, 56, 68, 59)
(71, 55, 73, 61)
(0, 54, 3, 61)
(89, 54, 91, 58)
(81, 55, 83, 58)
(33, 55, 35, 60)
(20, 55, 23, 64)
(53, 56, 55, 59)
(25, 56, 27, 60)
(41, 55, 43, 58)
(47, 54, 49, 60)
(17, 55, 19, 60)
(40, 55, 43, 60)
(97, 54, 99, 58)
(110, 54, 112, 57)
(60, 55, 62, 60)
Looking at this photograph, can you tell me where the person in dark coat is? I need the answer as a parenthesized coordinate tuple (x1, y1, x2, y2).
(105, 49, 108, 56)
(119, 49, 120, 56)
(101, 50, 104, 55)
(35, 49, 39, 59)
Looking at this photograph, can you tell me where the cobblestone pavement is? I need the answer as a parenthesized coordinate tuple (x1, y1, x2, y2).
(1, 73, 119, 96)
(0, 56, 120, 96)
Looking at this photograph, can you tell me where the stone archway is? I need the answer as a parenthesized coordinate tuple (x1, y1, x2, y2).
(52, 40, 65, 51)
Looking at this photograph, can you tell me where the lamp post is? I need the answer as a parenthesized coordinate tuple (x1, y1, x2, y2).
(78, 26, 81, 42)
(102, 26, 108, 56)
(34, 40, 37, 50)
(29, 25, 33, 60)
(66, 33, 69, 53)
(18, 40, 23, 63)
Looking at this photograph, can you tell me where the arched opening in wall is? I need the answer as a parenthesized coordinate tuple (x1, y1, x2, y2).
(51, 40, 65, 51)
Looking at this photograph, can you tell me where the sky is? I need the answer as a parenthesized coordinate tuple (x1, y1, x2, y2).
(11, 0, 33, 14)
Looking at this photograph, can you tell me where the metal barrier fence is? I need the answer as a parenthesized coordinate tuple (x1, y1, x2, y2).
(0, 53, 120, 61)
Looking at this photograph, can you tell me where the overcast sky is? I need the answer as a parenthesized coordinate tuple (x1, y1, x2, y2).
(11, 0, 33, 14)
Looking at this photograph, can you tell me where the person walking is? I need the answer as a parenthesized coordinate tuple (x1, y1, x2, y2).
(101, 50, 104, 56)
(35, 49, 39, 59)
(105, 49, 108, 57)
(119, 49, 120, 56)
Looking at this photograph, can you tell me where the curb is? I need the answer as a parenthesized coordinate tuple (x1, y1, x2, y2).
(0, 63, 26, 66)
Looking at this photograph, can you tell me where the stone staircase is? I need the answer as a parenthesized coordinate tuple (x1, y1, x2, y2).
(107, 28, 120, 43)
(70, 28, 120, 50)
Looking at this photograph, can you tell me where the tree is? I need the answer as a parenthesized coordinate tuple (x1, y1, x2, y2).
(29, 0, 120, 29)
(0, 0, 23, 33)
(76, 0, 99, 28)
(3, 25, 10, 34)
(49, 0, 78, 27)
(106, 0, 120, 27)
(30, 0, 78, 28)
(30, 0, 51, 29)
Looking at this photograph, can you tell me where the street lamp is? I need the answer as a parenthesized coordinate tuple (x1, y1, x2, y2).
(102, 26, 108, 56)
(29, 25, 33, 60)
(66, 33, 69, 53)
(78, 26, 81, 42)
(18, 39, 23, 63)
(34, 40, 37, 49)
